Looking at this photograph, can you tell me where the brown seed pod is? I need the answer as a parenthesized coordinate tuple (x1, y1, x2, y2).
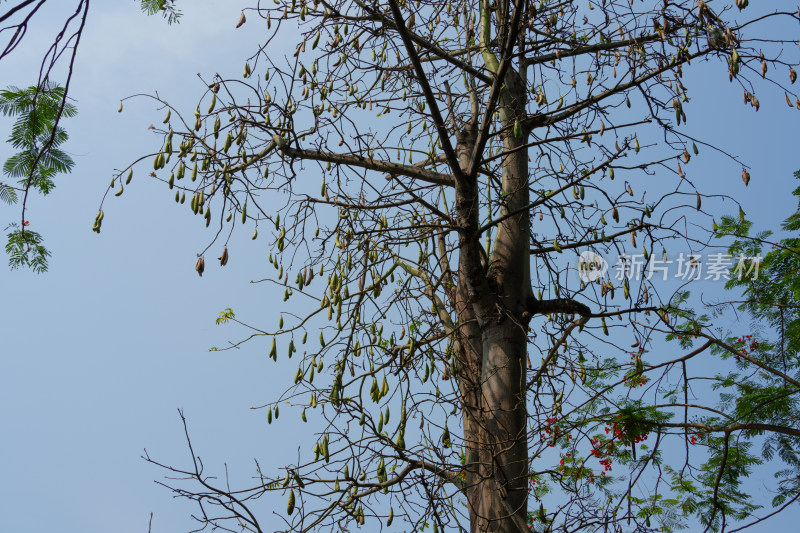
(790, 68, 797, 84)
(218, 247, 229, 266)
(236, 12, 246, 28)
(742, 168, 751, 186)
(787, 93, 794, 107)
(195, 256, 205, 277)
(696, 192, 701, 210)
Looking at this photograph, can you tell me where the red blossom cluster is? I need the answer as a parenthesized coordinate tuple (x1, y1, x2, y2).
(540, 417, 572, 447)
(623, 373, 650, 388)
(587, 419, 650, 474)
(732, 334, 759, 361)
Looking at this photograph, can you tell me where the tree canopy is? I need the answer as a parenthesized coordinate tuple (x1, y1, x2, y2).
(93, 0, 800, 531)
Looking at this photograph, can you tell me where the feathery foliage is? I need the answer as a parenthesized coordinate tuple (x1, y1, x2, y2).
(1, 83, 76, 272)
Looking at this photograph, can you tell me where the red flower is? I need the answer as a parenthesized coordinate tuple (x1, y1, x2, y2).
(23, 220, 30, 226)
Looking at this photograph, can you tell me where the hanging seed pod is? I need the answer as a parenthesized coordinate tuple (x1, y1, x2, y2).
(218, 247, 229, 266)
(742, 168, 750, 186)
(125, 169, 133, 185)
(195, 256, 205, 277)
(269, 338, 277, 360)
(287, 489, 295, 515)
(235, 11, 246, 28)
(696, 192, 701, 210)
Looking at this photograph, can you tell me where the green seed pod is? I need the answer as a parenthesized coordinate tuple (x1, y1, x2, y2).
(125, 169, 133, 185)
(287, 489, 295, 515)
(269, 338, 277, 360)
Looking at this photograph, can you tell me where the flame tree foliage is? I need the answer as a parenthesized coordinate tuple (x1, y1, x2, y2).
(0, 84, 75, 271)
(0, 0, 180, 271)
(108, 0, 800, 531)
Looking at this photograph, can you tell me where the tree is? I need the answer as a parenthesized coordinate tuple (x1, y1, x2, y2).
(107, 1, 800, 531)
(0, 0, 181, 271)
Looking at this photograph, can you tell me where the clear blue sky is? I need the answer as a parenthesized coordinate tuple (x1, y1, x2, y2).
(0, 2, 798, 532)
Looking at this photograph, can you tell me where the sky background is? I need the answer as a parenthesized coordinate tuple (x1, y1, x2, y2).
(0, 1, 799, 532)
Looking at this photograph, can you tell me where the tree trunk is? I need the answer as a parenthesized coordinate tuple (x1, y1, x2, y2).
(458, 71, 532, 530)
